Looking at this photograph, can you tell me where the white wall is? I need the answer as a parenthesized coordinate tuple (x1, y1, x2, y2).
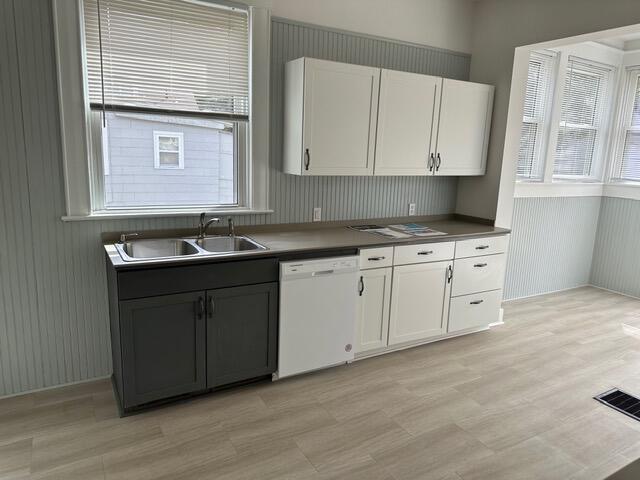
(456, 0, 640, 222)
(239, 0, 474, 53)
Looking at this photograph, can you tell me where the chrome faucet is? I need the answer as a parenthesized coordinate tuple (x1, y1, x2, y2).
(228, 217, 235, 237)
(119, 232, 139, 243)
(198, 213, 220, 240)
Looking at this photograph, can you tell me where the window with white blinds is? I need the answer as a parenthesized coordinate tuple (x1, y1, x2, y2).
(553, 57, 613, 179)
(614, 70, 640, 182)
(82, 0, 249, 119)
(517, 50, 557, 180)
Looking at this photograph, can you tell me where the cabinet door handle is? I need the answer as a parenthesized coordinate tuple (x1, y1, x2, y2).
(358, 276, 365, 296)
(474, 263, 488, 268)
(197, 297, 205, 319)
(475, 245, 489, 250)
(208, 296, 214, 317)
(447, 265, 453, 284)
(428, 153, 435, 172)
(470, 299, 484, 305)
(417, 250, 434, 256)
(304, 148, 310, 171)
(435, 153, 442, 172)
(367, 256, 385, 261)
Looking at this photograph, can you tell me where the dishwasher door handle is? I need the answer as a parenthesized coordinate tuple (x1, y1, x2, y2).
(311, 269, 335, 276)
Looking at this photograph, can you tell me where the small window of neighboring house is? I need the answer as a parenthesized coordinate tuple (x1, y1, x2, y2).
(517, 50, 557, 181)
(154, 132, 184, 169)
(553, 57, 614, 180)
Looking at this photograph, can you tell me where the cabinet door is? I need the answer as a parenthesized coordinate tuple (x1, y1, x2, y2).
(388, 261, 452, 345)
(207, 283, 278, 388)
(302, 58, 379, 175)
(433, 79, 494, 176)
(120, 292, 206, 408)
(355, 267, 392, 353)
(374, 70, 441, 176)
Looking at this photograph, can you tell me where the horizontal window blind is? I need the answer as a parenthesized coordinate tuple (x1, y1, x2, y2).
(554, 57, 612, 178)
(83, 0, 249, 119)
(618, 72, 640, 181)
(518, 50, 557, 180)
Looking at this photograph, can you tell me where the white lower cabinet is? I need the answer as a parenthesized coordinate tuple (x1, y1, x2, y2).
(355, 267, 392, 353)
(448, 289, 502, 332)
(388, 260, 452, 345)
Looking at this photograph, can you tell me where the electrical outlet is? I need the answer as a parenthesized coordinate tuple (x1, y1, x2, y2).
(408, 203, 416, 216)
(313, 207, 322, 222)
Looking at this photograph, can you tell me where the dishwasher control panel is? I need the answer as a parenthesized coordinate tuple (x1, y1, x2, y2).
(280, 256, 359, 279)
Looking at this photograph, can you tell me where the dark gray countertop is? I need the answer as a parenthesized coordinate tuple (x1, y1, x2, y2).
(105, 218, 510, 270)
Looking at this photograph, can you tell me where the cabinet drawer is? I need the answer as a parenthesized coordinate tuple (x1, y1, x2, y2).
(359, 247, 394, 269)
(393, 241, 455, 266)
(452, 254, 506, 297)
(455, 235, 507, 259)
(448, 289, 502, 332)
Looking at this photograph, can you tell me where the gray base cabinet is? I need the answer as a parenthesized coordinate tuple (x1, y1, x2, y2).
(120, 292, 207, 408)
(106, 257, 280, 414)
(207, 283, 278, 387)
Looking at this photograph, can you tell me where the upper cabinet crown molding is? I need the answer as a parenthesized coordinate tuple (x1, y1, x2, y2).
(283, 57, 494, 177)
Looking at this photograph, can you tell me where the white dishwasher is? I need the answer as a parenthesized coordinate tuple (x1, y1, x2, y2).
(276, 256, 359, 379)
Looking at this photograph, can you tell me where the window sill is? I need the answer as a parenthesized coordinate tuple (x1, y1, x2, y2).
(514, 182, 604, 198)
(61, 208, 274, 222)
(603, 183, 640, 201)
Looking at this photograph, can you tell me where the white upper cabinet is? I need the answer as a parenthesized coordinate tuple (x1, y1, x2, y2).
(283, 58, 494, 177)
(432, 79, 494, 176)
(374, 70, 441, 176)
(283, 58, 379, 176)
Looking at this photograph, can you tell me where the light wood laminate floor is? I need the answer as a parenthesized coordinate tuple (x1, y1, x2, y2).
(2, 286, 640, 480)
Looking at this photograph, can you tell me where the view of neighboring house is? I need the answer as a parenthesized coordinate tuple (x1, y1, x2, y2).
(103, 112, 235, 208)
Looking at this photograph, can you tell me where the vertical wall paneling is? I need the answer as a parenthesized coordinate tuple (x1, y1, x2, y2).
(504, 197, 602, 300)
(0, 6, 470, 396)
(590, 197, 640, 299)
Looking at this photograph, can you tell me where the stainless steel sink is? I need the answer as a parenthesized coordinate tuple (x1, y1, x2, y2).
(196, 236, 266, 253)
(117, 238, 199, 261)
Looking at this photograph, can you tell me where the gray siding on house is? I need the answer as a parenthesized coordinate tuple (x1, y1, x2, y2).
(504, 196, 602, 300)
(590, 197, 640, 299)
(0, 3, 470, 396)
(104, 113, 234, 207)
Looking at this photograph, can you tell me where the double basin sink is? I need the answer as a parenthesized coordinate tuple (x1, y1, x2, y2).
(115, 236, 267, 262)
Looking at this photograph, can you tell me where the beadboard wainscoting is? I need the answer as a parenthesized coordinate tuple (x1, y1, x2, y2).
(504, 196, 602, 301)
(591, 197, 640, 299)
(0, 1, 470, 396)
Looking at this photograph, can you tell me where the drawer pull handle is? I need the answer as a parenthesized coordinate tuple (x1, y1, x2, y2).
(470, 299, 484, 305)
(474, 263, 488, 268)
(367, 256, 386, 261)
(475, 245, 490, 250)
(417, 250, 434, 256)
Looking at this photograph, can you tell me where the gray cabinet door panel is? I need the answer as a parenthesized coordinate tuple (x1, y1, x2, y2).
(207, 283, 278, 387)
(120, 292, 206, 408)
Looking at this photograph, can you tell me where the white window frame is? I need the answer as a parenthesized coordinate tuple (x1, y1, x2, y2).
(52, 0, 271, 220)
(550, 56, 616, 182)
(610, 66, 640, 184)
(153, 131, 184, 170)
(517, 50, 558, 182)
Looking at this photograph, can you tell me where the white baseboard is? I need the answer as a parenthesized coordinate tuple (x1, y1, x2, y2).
(0, 375, 111, 401)
(502, 284, 591, 303)
(589, 284, 640, 301)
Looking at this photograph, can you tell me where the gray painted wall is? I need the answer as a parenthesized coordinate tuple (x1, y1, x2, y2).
(504, 196, 602, 300)
(0, 1, 469, 396)
(591, 197, 640, 299)
(456, 0, 640, 222)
